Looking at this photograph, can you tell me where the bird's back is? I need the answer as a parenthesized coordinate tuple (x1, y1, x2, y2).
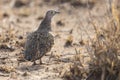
(24, 31, 54, 61)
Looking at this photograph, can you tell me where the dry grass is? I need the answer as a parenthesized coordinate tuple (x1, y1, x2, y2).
(0, 23, 25, 52)
(62, 0, 120, 80)
(62, 48, 88, 80)
(0, 65, 16, 73)
(86, 23, 120, 79)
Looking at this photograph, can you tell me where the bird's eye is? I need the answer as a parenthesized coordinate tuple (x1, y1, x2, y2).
(51, 11, 54, 14)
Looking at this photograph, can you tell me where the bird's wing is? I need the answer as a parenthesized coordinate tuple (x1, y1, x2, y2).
(24, 32, 38, 60)
(38, 33, 54, 56)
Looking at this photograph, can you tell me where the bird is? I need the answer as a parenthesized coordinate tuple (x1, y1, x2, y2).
(23, 10, 60, 65)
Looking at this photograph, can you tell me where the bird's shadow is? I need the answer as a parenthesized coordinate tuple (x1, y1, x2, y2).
(18, 63, 45, 72)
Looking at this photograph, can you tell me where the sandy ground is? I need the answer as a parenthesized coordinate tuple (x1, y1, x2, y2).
(0, 0, 112, 80)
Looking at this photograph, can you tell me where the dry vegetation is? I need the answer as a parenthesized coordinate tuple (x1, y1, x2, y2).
(62, 0, 120, 80)
(0, 0, 120, 80)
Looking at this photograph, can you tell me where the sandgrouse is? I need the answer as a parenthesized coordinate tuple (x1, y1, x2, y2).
(24, 10, 59, 65)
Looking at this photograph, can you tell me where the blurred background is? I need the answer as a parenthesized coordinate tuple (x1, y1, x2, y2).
(0, 0, 120, 80)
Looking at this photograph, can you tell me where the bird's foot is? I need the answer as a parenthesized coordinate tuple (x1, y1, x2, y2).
(39, 62, 46, 65)
(39, 59, 45, 65)
(32, 61, 37, 65)
(39, 60, 43, 64)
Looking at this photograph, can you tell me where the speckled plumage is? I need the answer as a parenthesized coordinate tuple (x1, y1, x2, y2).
(24, 10, 59, 65)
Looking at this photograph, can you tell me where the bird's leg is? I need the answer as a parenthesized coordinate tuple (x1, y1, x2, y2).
(39, 58, 43, 64)
(48, 51, 53, 63)
(32, 61, 37, 65)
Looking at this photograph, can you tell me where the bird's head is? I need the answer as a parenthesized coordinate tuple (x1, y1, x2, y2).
(45, 10, 60, 19)
(38, 10, 60, 32)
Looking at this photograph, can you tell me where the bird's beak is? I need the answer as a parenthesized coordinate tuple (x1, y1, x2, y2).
(55, 11, 60, 14)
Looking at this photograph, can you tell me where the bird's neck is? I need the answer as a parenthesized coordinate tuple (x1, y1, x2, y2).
(37, 15, 52, 32)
